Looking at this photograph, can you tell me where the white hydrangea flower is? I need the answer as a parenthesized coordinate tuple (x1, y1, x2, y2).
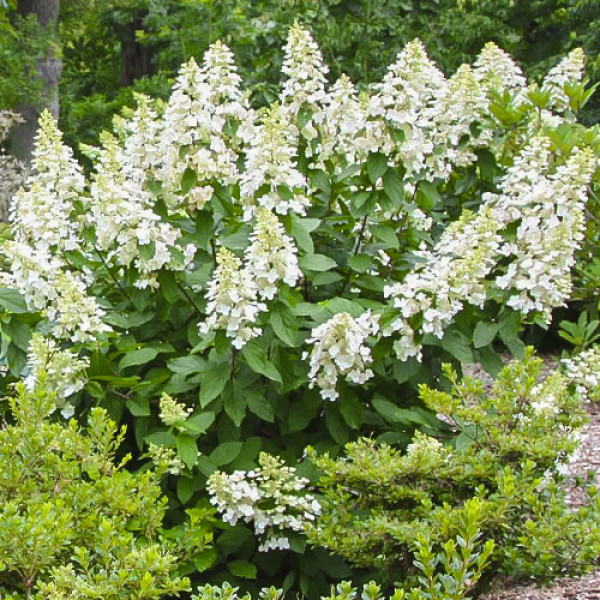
(562, 346, 600, 402)
(473, 42, 527, 94)
(89, 133, 194, 289)
(146, 443, 185, 476)
(489, 142, 596, 321)
(383, 209, 502, 361)
(199, 247, 267, 349)
(542, 48, 585, 113)
(9, 110, 85, 254)
(428, 64, 490, 178)
(240, 103, 310, 218)
(24, 335, 89, 408)
(159, 42, 250, 209)
(281, 23, 328, 119)
(320, 74, 370, 168)
(207, 452, 321, 552)
(244, 208, 301, 300)
(305, 311, 380, 401)
(369, 39, 447, 177)
(159, 392, 193, 430)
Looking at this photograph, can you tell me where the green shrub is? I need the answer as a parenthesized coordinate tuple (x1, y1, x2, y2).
(0, 378, 197, 599)
(308, 350, 600, 592)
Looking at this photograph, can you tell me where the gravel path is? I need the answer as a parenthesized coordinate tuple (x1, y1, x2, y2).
(466, 357, 600, 600)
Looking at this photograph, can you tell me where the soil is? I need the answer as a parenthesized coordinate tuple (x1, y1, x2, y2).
(465, 357, 600, 600)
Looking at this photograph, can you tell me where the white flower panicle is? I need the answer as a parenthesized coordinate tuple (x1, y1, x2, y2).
(383, 209, 502, 361)
(542, 48, 585, 113)
(146, 443, 184, 476)
(429, 64, 490, 178)
(562, 346, 600, 402)
(241, 103, 310, 218)
(123, 94, 164, 174)
(305, 311, 380, 401)
(160, 42, 249, 209)
(199, 247, 267, 349)
(89, 133, 194, 289)
(281, 23, 328, 120)
(10, 110, 85, 253)
(207, 452, 321, 552)
(159, 392, 193, 429)
(0, 111, 26, 222)
(491, 143, 596, 320)
(24, 335, 89, 412)
(370, 39, 447, 176)
(245, 208, 302, 300)
(49, 271, 111, 342)
(320, 75, 370, 168)
(473, 42, 527, 94)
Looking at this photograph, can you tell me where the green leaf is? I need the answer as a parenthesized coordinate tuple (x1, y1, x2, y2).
(177, 477, 195, 503)
(473, 322, 499, 349)
(372, 396, 431, 427)
(119, 348, 160, 370)
(2, 319, 31, 351)
(176, 434, 198, 469)
(372, 225, 399, 249)
(194, 548, 217, 572)
(291, 216, 314, 254)
(199, 361, 232, 407)
(299, 253, 337, 272)
(246, 392, 275, 422)
(347, 254, 372, 273)
(209, 441, 243, 466)
(324, 298, 364, 318)
(325, 405, 349, 446)
(270, 305, 298, 347)
(242, 339, 282, 382)
(339, 391, 363, 429)
(181, 167, 198, 194)
(224, 383, 247, 427)
(158, 270, 180, 304)
(383, 169, 404, 206)
(0, 288, 28, 313)
(228, 560, 258, 580)
(417, 181, 441, 210)
(168, 355, 205, 375)
(367, 153, 388, 183)
(441, 330, 474, 364)
(126, 396, 150, 417)
(184, 411, 215, 435)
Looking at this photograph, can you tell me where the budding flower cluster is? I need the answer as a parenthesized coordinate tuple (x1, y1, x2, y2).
(305, 311, 380, 401)
(207, 452, 321, 552)
(24, 335, 89, 416)
(158, 393, 193, 430)
(562, 346, 600, 402)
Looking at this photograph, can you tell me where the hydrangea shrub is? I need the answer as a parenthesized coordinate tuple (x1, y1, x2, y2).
(0, 24, 599, 594)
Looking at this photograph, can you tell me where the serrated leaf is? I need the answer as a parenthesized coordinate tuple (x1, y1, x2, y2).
(246, 392, 275, 422)
(383, 169, 404, 206)
(126, 396, 150, 417)
(291, 216, 314, 254)
(177, 477, 196, 503)
(176, 434, 198, 469)
(168, 355, 205, 375)
(367, 153, 388, 183)
(199, 361, 232, 407)
(324, 298, 364, 318)
(242, 339, 282, 382)
(0, 288, 28, 313)
(347, 254, 372, 273)
(181, 167, 198, 194)
(194, 548, 217, 572)
(224, 383, 247, 427)
(372, 396, 431, 427)
(299, 253, 337, 272)
(473, 322, 499, 349)
(184, 411, 215, 435)
(372, 225, 399, 249)
(228, 560, 258, 579)
(325, 406, 349, 446)
(210, 441, 243, 466)
(119, 348, 160, 370)
(270, 305, 298, 347)
(441, 330, 474, 364)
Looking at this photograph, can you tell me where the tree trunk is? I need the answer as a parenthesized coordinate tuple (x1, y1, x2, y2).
(11, 0, 61, 164)
(113, 13, 157, 87)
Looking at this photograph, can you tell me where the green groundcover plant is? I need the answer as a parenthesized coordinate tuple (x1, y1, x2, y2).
(1, 24, 600, 593)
